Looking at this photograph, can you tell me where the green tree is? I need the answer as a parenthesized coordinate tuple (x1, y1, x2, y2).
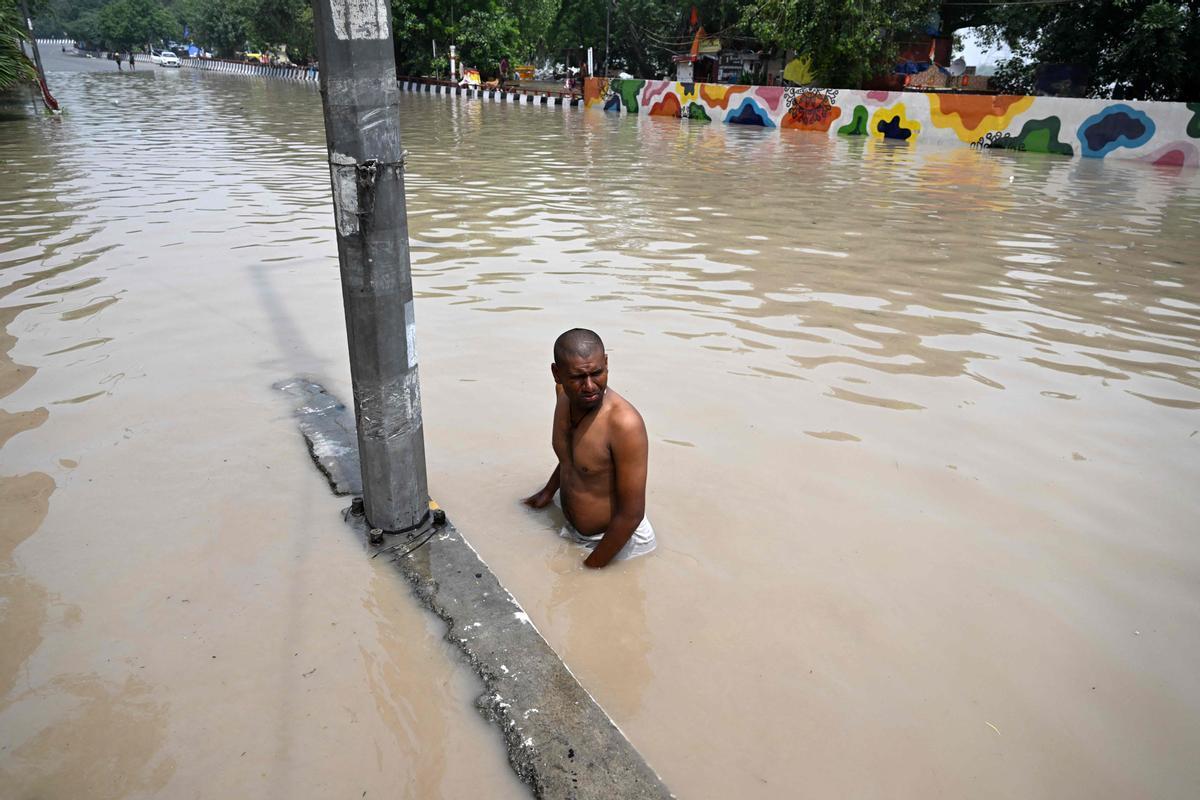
(245, 0, 315, 61)
(63, 8, 101, 45)
(390, 0, 453, 74)
(549, 0, 683, 77)
(33, 0, 107, 36)
(391, 0, 518, 76)
(1, 0, 37, 89)
(509, 0, 559, 53)
(456, 6, 521, 74)
(976, 0, 1199, 101)
(175, 0, 249, 56)
(546, 0, 605, 61)
(741, 0, 937, 87)
(97, 0, 177, 49)
(602, 0, 681, 77)
(393, 0, 566, 76)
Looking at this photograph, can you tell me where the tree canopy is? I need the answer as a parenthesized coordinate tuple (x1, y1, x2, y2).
(97, 0, 174, 49)
(2, 0, 37, 90)
(742, 0, 938, 88)
(27, 0, 1200, 99)
(977, 0, 1199, 102)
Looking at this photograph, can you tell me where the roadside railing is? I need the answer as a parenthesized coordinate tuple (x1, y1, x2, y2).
(398, 75, 582, 106)
(181, 57, 319, 82)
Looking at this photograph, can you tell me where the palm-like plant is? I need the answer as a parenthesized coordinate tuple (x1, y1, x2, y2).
(1, 0, 37, 91)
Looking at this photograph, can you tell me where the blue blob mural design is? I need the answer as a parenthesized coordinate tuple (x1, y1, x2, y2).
(604, 95, 622, 113)
(725, 98, 776, 128)
(1077, 104, 1155, 158)
(876, 114, 914, 140)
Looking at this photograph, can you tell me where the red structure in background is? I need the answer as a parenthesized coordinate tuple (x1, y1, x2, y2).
(37, 74, 60, 111)
(896, 35, 953, 68)
(862, 34, 956, 92)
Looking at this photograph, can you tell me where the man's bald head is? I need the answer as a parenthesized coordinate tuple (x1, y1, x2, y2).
(554, 328, 605, 366)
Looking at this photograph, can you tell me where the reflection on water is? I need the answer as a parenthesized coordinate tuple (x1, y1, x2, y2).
(547, 559, 652, 721)
(0, 674, 176, 799)
(0, 471, 56, 699)
(406, 97, 1200, 415)
(1, 56, 1198, 799)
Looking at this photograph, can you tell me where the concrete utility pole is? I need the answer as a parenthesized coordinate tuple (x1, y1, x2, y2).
(311, 0, 430, 534)
(19, 1, 45, 82)
(19, 0, 57, 113)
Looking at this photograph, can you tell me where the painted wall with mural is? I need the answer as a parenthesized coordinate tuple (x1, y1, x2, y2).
(583, 78, 1200, 168)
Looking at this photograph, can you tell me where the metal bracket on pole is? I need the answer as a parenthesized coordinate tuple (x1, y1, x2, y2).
(329, 150, 409, 226)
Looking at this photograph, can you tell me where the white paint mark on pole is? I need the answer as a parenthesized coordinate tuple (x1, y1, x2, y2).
(330, 0, 390, 41)
(404, 299, 418, 367)
(329, 153, 360, 236)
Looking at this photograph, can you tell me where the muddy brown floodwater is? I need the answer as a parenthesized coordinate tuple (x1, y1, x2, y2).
(3, 53, 1200, 798)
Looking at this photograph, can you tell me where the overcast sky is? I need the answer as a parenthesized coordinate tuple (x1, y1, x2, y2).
(953, 27, 1013, 75)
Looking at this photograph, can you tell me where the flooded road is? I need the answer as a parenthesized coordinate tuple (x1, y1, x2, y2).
(3, 54, 1200, 798)
(0, 55, 527, 799)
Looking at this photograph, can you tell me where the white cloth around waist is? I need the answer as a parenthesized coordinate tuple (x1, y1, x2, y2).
(553, 491, 656, 561)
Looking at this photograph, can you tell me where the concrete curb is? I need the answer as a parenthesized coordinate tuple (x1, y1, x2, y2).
(278, 377, 674, 799)
(276, 378, 362, 495)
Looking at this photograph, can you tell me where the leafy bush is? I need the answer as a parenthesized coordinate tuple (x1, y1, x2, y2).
(1, 0, 36, 90)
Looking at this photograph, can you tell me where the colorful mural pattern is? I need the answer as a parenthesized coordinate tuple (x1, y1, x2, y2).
(782, 88, 842, 132)
(974, 116, 1075, 157)
(610, 79, 645, 113)
(649, 92, 683, 118)
(837, 105, 870, 137)
(1077, 104, 1156, 158)
(928, 94, 1035, 142)
(871, 103, 921, 141)
(585, 78, 1198, 167)
(1138, 141, 1199, 169)
(727, 97, 776, 127)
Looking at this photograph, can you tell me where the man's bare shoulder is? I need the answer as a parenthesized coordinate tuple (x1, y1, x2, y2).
(602, 390, 646, 436)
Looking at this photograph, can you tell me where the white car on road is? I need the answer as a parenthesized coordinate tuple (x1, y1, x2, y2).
(152, 50, 180, 67)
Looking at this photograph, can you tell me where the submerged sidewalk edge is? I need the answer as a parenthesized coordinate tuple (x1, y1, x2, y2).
(277, 377, 674, 800)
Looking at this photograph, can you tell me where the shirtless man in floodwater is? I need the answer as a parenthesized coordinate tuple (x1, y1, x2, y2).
(523, 329, 656, 568)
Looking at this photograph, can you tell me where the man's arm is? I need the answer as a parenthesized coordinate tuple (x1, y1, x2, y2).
(523, 386, 568, 508)
(523, 467, 559, 508)
(583, 411, 648, 568)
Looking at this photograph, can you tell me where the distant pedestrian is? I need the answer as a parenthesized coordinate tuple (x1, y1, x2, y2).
(114, 51, 123, 71)
(129, 51, 135, 70)
(498, 55, 509, 89)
